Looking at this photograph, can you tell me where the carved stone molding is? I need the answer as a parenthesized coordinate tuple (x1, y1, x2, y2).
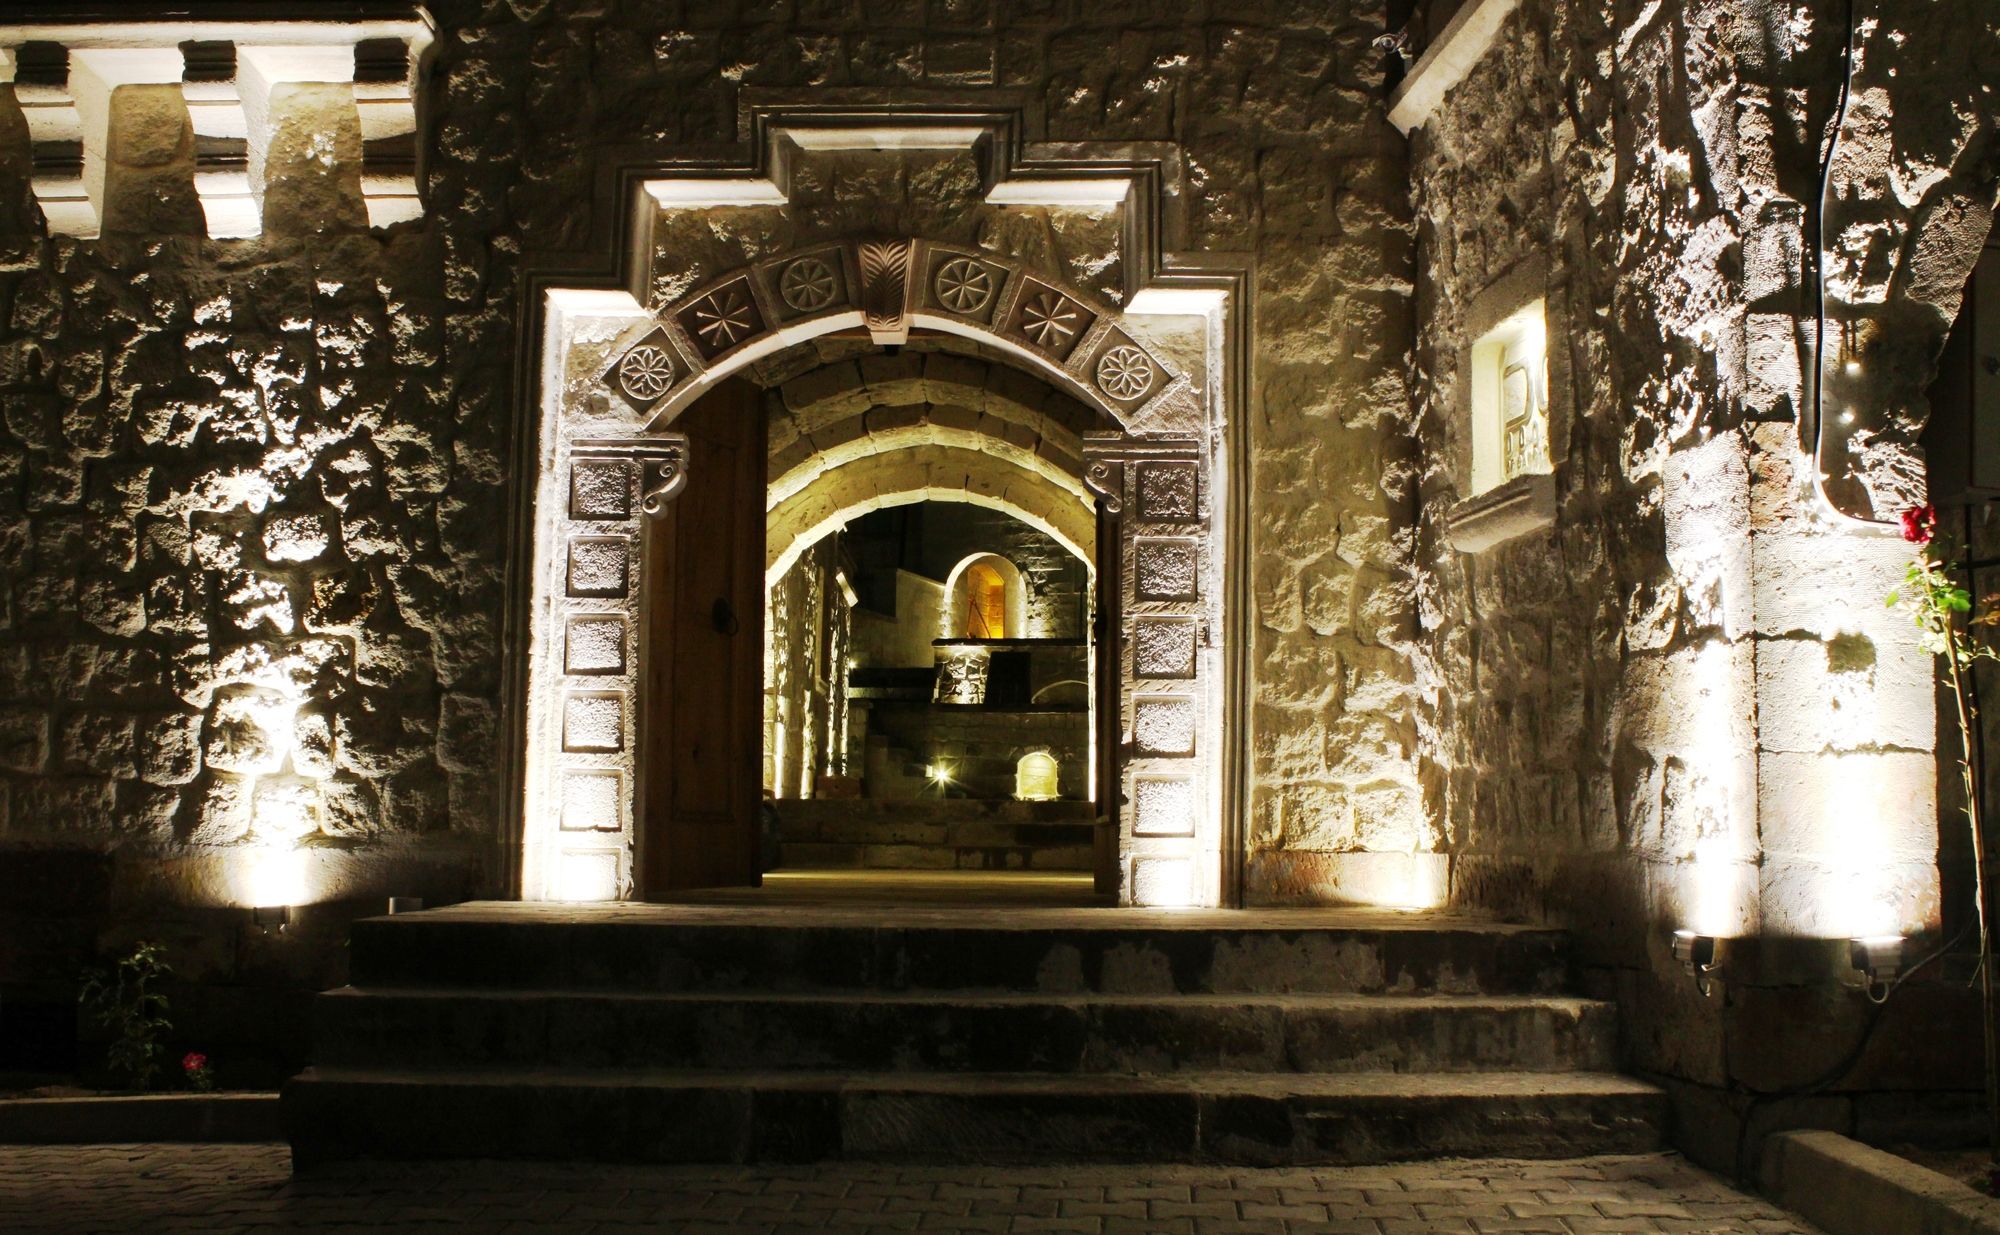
(1082, 434, 1203, 519)
(857, 239, 914, 345)
(0, 13, 433, 238)
(571, 436, 690, 519)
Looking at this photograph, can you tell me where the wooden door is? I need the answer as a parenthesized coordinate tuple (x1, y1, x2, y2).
(1093, 510, 1121, 895)
(638, 379, 765, 895)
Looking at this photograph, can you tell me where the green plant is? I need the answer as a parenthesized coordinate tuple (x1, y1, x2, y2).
(1889, 503, 1998, 1164)
(77, 941, 174, 1091)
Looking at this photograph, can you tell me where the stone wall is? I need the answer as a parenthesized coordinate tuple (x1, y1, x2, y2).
(0, 0, 1414, 1048)
(1404, 0, 1999, 1166)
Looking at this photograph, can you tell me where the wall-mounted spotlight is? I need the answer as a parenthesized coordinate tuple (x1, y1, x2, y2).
(1850, 935, 1905, 1000)
(1673, 929, 1720, 996)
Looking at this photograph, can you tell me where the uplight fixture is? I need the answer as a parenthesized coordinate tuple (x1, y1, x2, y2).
(252, 904, 292, 930)
(1850, 935, 1905, 999)
(1672, 929, 1719, 996)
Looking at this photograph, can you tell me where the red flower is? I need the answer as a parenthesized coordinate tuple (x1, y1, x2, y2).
(1900, 504, 1936, 545)
(182, 1052, 207, 1072)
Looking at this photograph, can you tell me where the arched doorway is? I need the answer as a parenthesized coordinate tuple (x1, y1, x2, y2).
(521, 238, 1229, 907)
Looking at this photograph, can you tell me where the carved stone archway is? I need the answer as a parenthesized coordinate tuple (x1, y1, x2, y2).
(512, 117, 1246, 910)
(525, 239, 1225, 907)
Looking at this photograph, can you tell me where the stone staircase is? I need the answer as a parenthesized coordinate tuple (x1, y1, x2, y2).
(283, 903, 1666, 1165)
(774, 799, 1095, 871)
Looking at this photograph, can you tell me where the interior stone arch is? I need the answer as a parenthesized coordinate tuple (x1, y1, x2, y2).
(766, 448, 1096, 586)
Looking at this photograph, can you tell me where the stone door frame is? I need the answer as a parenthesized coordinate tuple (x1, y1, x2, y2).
(503, 105, 1253, 908)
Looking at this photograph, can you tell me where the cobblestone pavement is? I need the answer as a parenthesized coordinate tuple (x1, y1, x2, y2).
(0, 1144, 1824, 1234)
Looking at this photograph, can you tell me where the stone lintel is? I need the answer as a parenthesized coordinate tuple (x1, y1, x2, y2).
(1386, 0, 1523, 136)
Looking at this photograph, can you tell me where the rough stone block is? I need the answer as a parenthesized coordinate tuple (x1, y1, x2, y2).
(0, 706, 51, 773)
(138, 711, 202, 785)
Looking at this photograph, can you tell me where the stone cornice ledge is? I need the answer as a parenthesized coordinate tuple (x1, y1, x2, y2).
(1445, 472, 1556, 553)
(1387, 0, 1522, 136)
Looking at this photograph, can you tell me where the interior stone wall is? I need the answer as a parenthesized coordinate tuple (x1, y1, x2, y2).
(1405, 0, 1999, 1167)
(765, 534, 849, 798)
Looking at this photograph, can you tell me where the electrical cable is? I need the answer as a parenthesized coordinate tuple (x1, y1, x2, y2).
(1728, 920, 1977, 1180)
(1805, 0, 1890, 529)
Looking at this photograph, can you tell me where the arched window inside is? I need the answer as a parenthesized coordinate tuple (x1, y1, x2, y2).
(960, 561, 1009, 638)
(1015, 751, 1060, 801)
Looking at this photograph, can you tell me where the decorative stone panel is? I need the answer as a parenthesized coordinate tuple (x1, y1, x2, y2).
(1133, 617, 1198, 679)
(1005, 279, 1097, 362)
(563, 616, 627, 676)
(565, 537, 629, 598)
(674, 276, 766, 362)
(1134, 774, 1197, 837)
(1134, 537, 1200, 601)
(525, 433, 690, 900)
(559, 771, 621, 832)
(568, 460, 634, 520)
(1081, 432, 1218, 904)
(1136, 462, 1199, 522)
(561, 691, 624, 753)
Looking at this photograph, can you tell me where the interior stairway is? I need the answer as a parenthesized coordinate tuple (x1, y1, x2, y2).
(284, 903, 1667, 1165)
(774, 798, 1095, 872)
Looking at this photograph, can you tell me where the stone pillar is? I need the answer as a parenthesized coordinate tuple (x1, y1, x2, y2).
(523, 435, 687, 903)
(1086, 433, 1217, 906)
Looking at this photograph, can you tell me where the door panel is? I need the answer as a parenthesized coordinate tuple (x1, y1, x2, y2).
(1094, 509, 1121, 896)
(640, 378, 765, 895)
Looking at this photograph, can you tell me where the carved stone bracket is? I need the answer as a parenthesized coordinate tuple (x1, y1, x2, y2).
(1084, 458, 1125, 515)
(1083, 434, 1203, 519)
(571, 436, 690, 519)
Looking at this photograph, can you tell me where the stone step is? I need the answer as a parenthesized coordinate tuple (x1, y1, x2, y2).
(773, 800, 1099, 825)
(313, 988, 1618, 1075)
(345, 904, 1574, 997)
(777, 839, 1094, 871)
(283, 1066, 1666, 1166)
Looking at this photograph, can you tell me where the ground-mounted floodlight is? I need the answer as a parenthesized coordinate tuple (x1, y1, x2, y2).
(1673, 929, 1720, 997)
(252, 904, 292, 930)
(1850, 935, 1905, 999)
